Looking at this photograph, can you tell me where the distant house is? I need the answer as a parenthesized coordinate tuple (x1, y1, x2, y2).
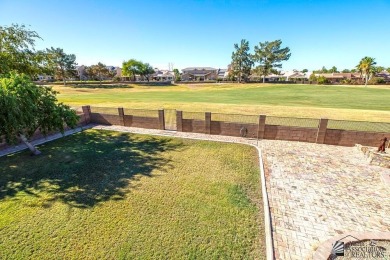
(217, 68, 228, 80)
(115, 67, 122, 78)
(376, 71, 390, 83)
(106, 66, 121, 78)
(314, 73, 361, 83)
(76, 65, 88, 80)
(120, 68, 173, 82)
(152, 69, 175, 81)
(249, 70, 309, 82)
(181, 67, 218, 81)
(37, 75, 54, 81)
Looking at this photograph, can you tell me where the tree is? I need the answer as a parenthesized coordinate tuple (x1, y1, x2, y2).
(86, 62, 110, 83)
(0, 24, 49, 78)
(173, 68, 181, 81)
(139, 63, 155, 82)
(122, 59, 143, 81)
(0, 73, 79, 155)
(356, 56, 377, 86)
(302, 69, 308, 73)
(329, 66, 338, 73)
(253, 39, 291, 83)
(342, 69, 351, 73)
(309, 73, 317, 82)
(231, 39, 253, 83)
(374, 66, 385, 73)
(46, 47, 77, 85)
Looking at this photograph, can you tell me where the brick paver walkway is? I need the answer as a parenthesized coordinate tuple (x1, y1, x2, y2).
(260, 140, 390, 260)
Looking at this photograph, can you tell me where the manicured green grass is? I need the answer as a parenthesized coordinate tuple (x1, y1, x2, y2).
(0, 130, 265, 259)
(54, 83, 390, 122)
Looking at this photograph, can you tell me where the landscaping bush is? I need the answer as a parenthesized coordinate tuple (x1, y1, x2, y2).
(368, 77, 385, 85)
(113, 76, 121, 82)
(341, 78, 352, 84)
(317, 76, 329, 85)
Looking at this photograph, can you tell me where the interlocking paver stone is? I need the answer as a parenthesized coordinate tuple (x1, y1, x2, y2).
(260, 140, 390, 259)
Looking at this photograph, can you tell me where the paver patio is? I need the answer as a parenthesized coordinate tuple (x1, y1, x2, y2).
(260, 140, 390, 259)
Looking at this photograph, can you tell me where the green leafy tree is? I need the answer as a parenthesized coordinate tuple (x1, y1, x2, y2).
(302, 69, 308, 73)
(231, 39, 253, 83)
(374, 66, 385, 73)
(0, 24, 50, 78)
(139, 63, 155, 82)
(86, 62, 110, 83)
(356, 56, 377, 86)
(0, 73, 79, 155)
(329, 66, 338, 73)
(46, 47, 77, 85)
(122, 59, 143, 81)
(342, 69, 351, 73)
(314, 66, 328, 74)
(173, 68, 181, 81)
(253, 39, 291, 83)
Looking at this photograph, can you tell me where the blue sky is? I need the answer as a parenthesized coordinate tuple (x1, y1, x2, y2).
(1, 0, 389, 71)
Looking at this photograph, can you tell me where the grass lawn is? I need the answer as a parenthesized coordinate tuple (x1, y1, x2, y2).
(53, 83, 390, 122)
(0, 130, 265, 259)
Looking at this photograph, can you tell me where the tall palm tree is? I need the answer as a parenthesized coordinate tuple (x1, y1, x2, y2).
(356, 57, 376, 87)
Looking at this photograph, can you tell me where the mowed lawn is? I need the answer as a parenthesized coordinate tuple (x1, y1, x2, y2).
(0, 130, 265, 259)
(54, 83, 390, 122)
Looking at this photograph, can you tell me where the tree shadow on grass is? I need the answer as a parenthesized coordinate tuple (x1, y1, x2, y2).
(0, 130, 184, 208)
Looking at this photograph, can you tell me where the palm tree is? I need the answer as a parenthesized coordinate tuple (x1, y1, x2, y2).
(356, 57, 377, 86)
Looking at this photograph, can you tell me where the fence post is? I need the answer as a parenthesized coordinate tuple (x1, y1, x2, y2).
(82, 105, 91, 124)
(258, 115, 266, 140)
(158, 109, 165, 130)
(316, 118, 328, 144)
(118, 107, 125, 126)
(205, 112, 211, 134)
(176, 111, 183, 132)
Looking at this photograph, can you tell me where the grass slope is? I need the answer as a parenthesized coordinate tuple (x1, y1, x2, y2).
(54, 83, 390, 122)
(0, 130, 265, 259)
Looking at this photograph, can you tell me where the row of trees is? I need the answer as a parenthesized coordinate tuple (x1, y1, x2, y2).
(1, 24, 79, 155)
(0, 24, 78, 85)
(230, 39, 291, 83)
(314, 65, 390, 75)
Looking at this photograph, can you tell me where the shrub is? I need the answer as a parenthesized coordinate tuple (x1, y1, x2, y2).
(341, 78, 352, 84)
(309, 73, 317, 82)
(317, 76, 329, 85)
(368, 77, 385, 85)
